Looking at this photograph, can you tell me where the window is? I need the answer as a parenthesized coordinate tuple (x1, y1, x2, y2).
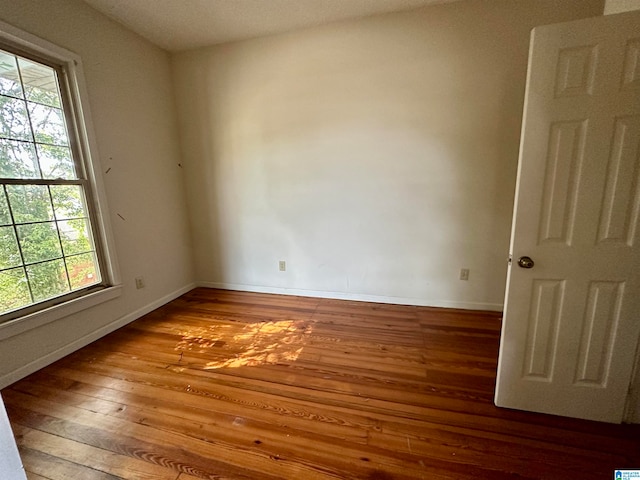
(0, 22, 119, 329)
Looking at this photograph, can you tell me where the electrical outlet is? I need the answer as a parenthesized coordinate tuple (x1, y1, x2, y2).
(279, 260, 286, 272)
(459, 268, 470, 281)
(135, 276, 145, 289)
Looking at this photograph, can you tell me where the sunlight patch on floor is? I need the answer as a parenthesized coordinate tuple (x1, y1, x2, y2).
(174, 319, 313, 369)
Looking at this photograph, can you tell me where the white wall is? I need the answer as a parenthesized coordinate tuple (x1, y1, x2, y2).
(604, 0, 640, 13)
(0, 0, 194, 387)
(0, 394, 25, 479)
(172, 0, 603, 311)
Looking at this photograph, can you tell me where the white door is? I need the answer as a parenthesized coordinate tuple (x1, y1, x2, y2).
(495, 11, 640, 423)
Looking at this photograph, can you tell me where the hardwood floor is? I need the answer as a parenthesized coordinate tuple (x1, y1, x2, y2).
(3, 288, 639, 479)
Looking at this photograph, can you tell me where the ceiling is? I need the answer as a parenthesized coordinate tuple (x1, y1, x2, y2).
(81, 0, 461, 52)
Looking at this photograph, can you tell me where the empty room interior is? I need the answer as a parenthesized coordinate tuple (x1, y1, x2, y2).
(0, 0, 639, 479)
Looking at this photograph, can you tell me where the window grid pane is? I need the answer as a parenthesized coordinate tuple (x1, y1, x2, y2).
(0, 50, 23, 99)
(17, 221, 62, 264)
(0, 267, 30, 312)
(37, 143, 74, 179)
(0, 225, 21, 269)
(0, 95, 31, 142)
(27, 102, 69, 146)
(6, 184, 54, 223)
(18, 57, 61, 108)
(66, 252, 99, 290)
(0, 49, 101, 316)
(0, 138, 40, 178)
(27, 258, 69, 302)
(0, 186, 11, 225)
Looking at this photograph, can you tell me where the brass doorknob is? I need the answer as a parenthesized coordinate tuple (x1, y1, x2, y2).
(518, 256, 534, 268)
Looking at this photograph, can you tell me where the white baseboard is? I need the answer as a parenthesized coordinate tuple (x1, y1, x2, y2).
(0, 283, 196, 390)
(197, 281, 503, 312)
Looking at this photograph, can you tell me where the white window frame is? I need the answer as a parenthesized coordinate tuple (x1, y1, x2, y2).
(0, 20, 121, 340)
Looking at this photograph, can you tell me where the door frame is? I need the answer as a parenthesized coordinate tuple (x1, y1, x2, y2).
(625, 348, 640, 423)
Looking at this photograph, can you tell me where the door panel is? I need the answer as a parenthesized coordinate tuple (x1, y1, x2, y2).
(522, 279, 564, 381)
(598, 115, 640, 245)
(622, 38, 640, 88)
(495, 11, 640, 423)
(574, 280, 622, 386)
(539, 119, 586, 245)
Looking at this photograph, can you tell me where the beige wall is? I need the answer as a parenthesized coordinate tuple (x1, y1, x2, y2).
(604, 0, 640, 13)
(0, 0, 194, 386)
(172, 0, 603, 309)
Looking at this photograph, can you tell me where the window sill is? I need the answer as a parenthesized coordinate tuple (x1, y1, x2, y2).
(0, 285, 122, 341)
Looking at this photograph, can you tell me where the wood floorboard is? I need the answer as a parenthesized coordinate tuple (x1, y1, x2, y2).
(3, 287, 639, 479)
(24, 472, 53, 480)
(19, 445, 124, 480)
(14, 424, 178, 480)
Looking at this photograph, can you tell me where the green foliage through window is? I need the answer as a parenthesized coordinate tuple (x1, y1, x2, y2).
(0, 47, 101, 317)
